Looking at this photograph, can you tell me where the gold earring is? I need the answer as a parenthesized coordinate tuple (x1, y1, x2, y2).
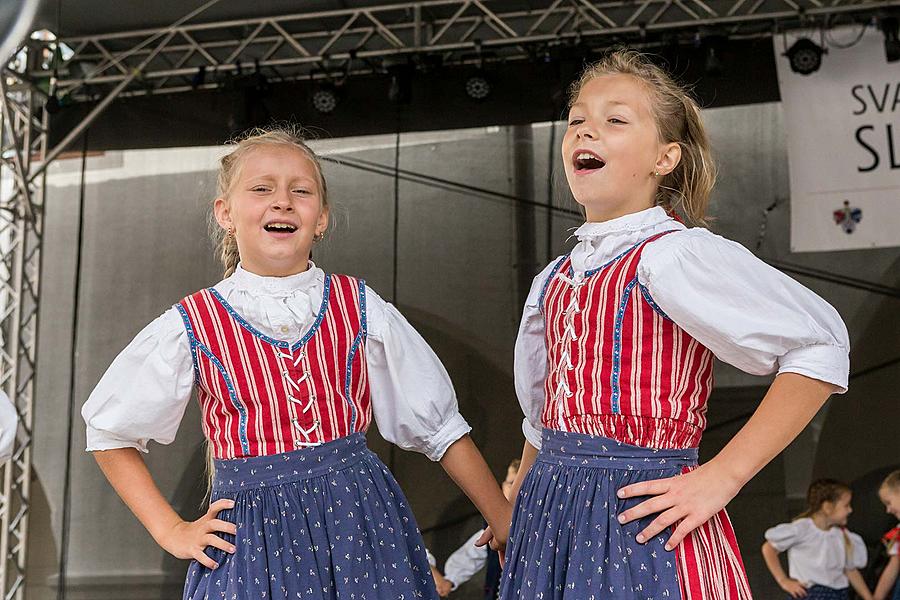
(653, 170, 661, 177)
(226, 226, 235, 237)
(313, 231, 326, 243)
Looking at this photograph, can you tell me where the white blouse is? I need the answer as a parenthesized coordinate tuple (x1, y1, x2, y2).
(516, 207, 851, 449)
(0, 391, 16, 463)
(443, 528, 489, 590)
(765, 518, 867, 588)
(82, 262, 471, 462)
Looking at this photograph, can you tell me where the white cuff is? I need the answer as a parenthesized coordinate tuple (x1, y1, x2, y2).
(777, 343, 849, 394)
(85, 427, 150, 453)
(426, 413, 472, 462)
(522, 418, 543, 450)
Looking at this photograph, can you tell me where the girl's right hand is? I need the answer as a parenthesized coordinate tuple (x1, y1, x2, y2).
(157, 498, 237, 569)
(778, 578, 807, 598)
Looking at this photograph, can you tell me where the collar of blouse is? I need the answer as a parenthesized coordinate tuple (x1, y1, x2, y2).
(574, 206, 674, 242)
(230, 261, 323, 296)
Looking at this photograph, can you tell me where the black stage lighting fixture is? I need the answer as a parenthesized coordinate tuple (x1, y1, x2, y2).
(882, 17, 900, 63)
(464, 74, 491, 100)
(785, 38, 827, 75)
(311, 84, 339, 114)
(191, 65, 206, 88)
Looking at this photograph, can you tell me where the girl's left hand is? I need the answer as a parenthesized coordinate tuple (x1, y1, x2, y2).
(475, 526, 507, 567)
(490, 502, 512, 551)
(616, 460, 743, 550)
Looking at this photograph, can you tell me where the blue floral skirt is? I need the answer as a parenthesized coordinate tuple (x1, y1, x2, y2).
(500, 428, 698, 599)
(799, 585, 848, 600)
(183, 433, 438, 599)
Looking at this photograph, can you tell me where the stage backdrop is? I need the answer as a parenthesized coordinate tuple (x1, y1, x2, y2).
(775, 26, 900, 252)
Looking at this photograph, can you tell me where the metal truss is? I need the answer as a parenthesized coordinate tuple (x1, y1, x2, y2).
(37, 0, 897, 100)
(0, 66, 46, 599)
(0, 27, 169, 596)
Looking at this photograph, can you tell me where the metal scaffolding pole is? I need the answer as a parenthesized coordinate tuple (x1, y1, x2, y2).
(0, 65, 47, 600)
(0, 25, 172, 595)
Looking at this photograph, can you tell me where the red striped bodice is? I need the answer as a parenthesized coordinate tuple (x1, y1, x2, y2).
(540, 232, 714, 449)
(177, 274, 371, 459)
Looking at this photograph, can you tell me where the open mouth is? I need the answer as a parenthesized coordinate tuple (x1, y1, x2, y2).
(264, 222, 298, 233)
(573, 151, 606, 173)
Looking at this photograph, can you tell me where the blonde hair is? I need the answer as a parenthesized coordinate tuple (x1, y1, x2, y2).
(568, 48, 716, 226)
(210, 125, 330, 278)
(882, 470, 900, 492)
(204, 125, 329, 496)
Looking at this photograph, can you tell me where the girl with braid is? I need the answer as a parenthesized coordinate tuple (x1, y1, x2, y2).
(82, 126, 511, 599)
(763, 479, 871, 600)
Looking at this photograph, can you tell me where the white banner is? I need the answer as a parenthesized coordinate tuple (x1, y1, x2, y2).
(775, 27, 900, 252)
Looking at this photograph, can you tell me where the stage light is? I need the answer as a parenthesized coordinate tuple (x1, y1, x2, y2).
(464, 75, 491, 100)
(703, 36, 727, 76)
(386, 63, 413, 104)
(311, 84, 338, 114)
(882, 17, 900, 63)
(44, 93, 60, 114)
(704, 47, 723, 75)
(784, 38, 826, 75)
(191, 65, 206, 88)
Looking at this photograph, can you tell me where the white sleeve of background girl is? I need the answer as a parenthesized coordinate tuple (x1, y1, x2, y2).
(0, 391, 17, 462)
(444, 529, 489, 590)
(364, 286, 471, 462)
(638, 229, 850, 393)
(764, 521, 804, 551)
(513, 260, 559, 450)
(81, 308, 196, 452)
(847, 531, 868, 569)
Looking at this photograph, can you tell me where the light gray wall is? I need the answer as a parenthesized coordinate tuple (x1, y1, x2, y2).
(24, 102, 900, 598)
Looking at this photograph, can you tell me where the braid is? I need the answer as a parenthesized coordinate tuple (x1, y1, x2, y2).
(220, 233, 240, 278)
(795, 478, 851, 519)
(203, 124, 330, 498)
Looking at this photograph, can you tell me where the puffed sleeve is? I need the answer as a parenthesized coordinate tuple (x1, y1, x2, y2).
(513, 259, 562, 450)
(0, 391, 17, 462)
(847, 531, 868, 569)
(638, 229, 850, 392)
(364, 286, 471, 462)
(765, 521, 805, 552)
(81, 308, 195, 452)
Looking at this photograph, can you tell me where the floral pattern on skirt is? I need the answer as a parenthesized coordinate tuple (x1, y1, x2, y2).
(500, 428, 699, 600)
(183, 433, 438, 599)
